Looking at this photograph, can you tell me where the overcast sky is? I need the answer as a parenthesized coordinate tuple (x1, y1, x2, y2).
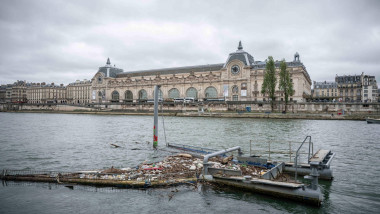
(1, 0, 379, 86)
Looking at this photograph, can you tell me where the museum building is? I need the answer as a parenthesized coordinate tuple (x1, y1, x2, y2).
(91, 42, 312, 103)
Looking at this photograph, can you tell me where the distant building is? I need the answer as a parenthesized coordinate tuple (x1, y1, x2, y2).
(26, 82, 66, 104)
(90, 42, 312, 103)
(66, 79, 92, 104)
(4, 81, 29, 103)
(0, 85, 6, 103)
(335, 73, 378, 102)
(335, 74, 362, 102)
(90, 57, 124, 103)
(313, 81, 338, 101)
(362, 74, 378, 103)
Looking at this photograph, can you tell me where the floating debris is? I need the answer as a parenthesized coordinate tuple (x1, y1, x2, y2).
(110, 144, 121, 148)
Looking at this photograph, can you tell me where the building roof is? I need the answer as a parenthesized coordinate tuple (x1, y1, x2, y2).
(314, 81, 337, 89)
(224, 41, 255, 67)
(335, 75, 361, 84)
(117, 63, 224, 78)
(97, 58, 124, 78)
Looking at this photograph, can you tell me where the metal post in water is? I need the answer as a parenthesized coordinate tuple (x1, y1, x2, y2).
(153, 85, 161, 149)
(250, 140, 252, 157)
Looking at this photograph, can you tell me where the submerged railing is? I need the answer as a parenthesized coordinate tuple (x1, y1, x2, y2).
(168, 143, 220, 155)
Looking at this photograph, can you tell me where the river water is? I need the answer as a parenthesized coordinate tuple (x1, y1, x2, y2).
(0, 112, 379, 213)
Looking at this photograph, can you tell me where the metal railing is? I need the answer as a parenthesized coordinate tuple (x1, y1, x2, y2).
(294, 136, 313, 181)
(249, 139, 313, 163)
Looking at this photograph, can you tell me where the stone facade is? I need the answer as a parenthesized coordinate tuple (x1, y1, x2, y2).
(0, 85, 7, 103)
(362, 74, 378, 102)
(66, 80, 91, 104)
(3, 81, 28, 103)
(313, 81, 338, 101)
(26, 82, 66, 104)
(335, 73, 378, 102)
(91, 42, 312, 103)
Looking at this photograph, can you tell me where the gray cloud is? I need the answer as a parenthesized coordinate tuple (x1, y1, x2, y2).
(0, 0, 379, 86)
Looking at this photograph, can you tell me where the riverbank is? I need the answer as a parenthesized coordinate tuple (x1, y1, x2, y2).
(2, 109, 378, 120)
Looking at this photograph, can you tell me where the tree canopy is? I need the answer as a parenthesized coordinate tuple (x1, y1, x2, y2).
(279, 60, 294, 112)
(261, 56, 277, 111)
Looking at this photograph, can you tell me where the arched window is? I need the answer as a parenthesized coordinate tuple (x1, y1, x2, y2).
(186, 87, 198, 99)
(138, 89, 147, 100)
(111, 91, 119, 102)
(168, 88, 180, 99)
(152, 89, 163, 99)
(205, 86, 217, 98)
(125, 90, 133, 101)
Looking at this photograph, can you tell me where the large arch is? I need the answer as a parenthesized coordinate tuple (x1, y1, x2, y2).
(205, 86, 217, 99)
(111, 90, 120, 102)
(186, 87, 198, 99)
(124, 90, 133, 102)
(168, 88, 180, 99)
(152, 89, 163, 99)
(138, 89, 147, 100)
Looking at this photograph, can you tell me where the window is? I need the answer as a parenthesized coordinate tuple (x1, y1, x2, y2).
(232, 95, 238, 101)
(205, 86, 217, 98)
(111, 91, 119, 101)
(186, 87, 198, 99)
(125, 90, 133, 101)
(168, 88, 180, 99)
(138, 89, 147, 100)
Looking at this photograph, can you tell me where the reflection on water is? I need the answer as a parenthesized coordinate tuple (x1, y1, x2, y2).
(0, 112, 379, 213)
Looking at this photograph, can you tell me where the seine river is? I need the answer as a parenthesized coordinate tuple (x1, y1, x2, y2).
(0, 112, 379, 213)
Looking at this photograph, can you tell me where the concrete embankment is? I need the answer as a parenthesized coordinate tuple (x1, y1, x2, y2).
(1, 102, 379, 120)
(1, 109, 378, 120)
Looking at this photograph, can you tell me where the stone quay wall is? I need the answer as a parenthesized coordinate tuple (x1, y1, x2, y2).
(1, 102, 379, 116)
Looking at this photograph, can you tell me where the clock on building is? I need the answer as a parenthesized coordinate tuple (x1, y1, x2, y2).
(231, 65, 240, 75)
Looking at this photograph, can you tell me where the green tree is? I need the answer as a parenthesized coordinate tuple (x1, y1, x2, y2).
(279, 60, 294, 113)
(261, 56, 277, 111)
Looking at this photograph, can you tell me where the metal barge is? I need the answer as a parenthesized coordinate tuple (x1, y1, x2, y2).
(169, 136, 335, 180)
(167, 136, 335, 206)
